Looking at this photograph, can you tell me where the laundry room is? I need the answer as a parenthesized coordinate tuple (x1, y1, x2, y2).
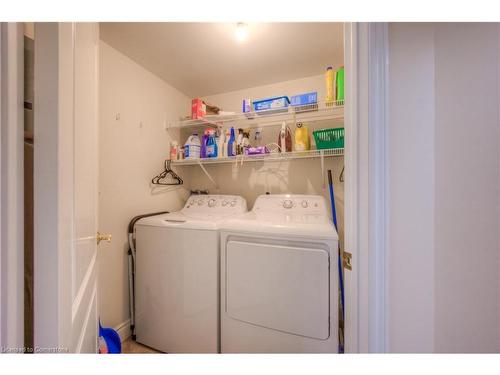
(7, 10, 500, 363)
(97, 22, 346, 353)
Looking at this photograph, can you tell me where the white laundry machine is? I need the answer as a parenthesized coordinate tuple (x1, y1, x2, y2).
(219, 194, 339, 353)
(135, 195, 247, 353)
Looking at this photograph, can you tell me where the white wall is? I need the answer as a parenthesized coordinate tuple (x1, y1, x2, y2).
(388, 23, 436, 353)
(388, 23, 500, 353)
(183, 74, 345, 247)
(433, 23, 500, 353)
(99, 41, 191, 333)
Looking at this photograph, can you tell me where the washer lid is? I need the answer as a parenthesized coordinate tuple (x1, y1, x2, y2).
(135, 212, 219, 230)
(134, 195, 248, 230)
(220, 211, 338, 239)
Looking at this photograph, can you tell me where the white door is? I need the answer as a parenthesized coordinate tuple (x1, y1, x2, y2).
(34, 22, 101, 353)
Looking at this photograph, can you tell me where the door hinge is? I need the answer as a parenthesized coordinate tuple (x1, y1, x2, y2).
(343, 251, 352, 271)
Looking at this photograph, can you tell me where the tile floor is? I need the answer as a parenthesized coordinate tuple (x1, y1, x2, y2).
(121, 338, 161, 354)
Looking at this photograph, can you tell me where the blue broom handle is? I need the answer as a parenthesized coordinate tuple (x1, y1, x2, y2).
(328, 169, 345, 349)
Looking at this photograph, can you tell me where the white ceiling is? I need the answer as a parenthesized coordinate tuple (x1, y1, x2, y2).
(99, 23, 344, 97)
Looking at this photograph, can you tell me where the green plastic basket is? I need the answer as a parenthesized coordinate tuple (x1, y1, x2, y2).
(313, 127, 345, 150)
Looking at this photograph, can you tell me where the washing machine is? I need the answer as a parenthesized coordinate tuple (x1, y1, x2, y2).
(135, 195, 247, 353)
(219, 194, 339, 353)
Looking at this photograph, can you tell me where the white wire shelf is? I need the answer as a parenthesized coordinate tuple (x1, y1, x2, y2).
(171, 148, 344, 166)
(175, 102, 344, 130)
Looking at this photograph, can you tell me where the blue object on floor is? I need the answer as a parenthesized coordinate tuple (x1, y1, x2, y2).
(99, 320, 122, 354)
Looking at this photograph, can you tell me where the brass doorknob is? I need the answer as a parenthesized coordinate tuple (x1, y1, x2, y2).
(97, 232, 112, 245)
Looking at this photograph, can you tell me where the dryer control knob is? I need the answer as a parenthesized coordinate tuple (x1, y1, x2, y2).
(230, 200, 237, 207)
(222, 200, 229, 206)
(197, 200, 204, 206)
(283, 199, 293, 209)
(208, 198, 217, 207)
(301, 200, 308, 208)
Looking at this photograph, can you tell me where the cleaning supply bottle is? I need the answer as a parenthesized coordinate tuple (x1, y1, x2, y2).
(200, 129, 210, 158)
(254, 127, 263, 146)
(278, 122, 292, 153)
(206, 130, 218, 158)
(242, 130, 251, 154)
(336, 66, 344, 102)
(169, 141, 178, 160)
(227, 127, 236, 156)
(184, 133, 201, 159)
(294, 122, 310, 151)
(236, 128, 244, 155)
(217, 128, 226, 158)
(325, 66, 336, 104)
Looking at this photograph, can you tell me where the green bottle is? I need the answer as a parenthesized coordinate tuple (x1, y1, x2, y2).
(336, 66, 344, 102)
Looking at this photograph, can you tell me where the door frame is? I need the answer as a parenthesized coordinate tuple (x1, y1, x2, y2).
(344, 22, 389, 353)
(0, 22, 24, 351)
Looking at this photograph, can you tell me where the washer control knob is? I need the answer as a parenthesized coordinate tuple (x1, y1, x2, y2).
(301, 200, 308, 208)
(208, 198, 217, 207)
(222, 200, 229, 207)
(230, 200, 237, 207)
(197, 200, 204, 206)
(283, 199, 293, 209)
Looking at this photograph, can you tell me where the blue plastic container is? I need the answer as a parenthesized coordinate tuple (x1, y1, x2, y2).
(290, 92, 318, 106)
(252, 96, 290, 112)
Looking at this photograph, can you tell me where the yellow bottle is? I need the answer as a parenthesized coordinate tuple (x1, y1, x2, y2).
(294, 123, 310, 151)
(325, 66, 336, 104)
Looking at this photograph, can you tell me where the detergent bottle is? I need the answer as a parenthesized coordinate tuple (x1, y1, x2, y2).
(184, 133, 201, 159)
(325, 66, 336, 104)
(200, 129, 210, 158)
(294, 122, 310, 151)
(336, 66, 344, 102)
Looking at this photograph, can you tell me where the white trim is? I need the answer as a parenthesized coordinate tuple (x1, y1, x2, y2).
(114, 319, 132, 343)
(0, 22, 24, 350)
(34, 22, 62, 349)
(0, 22, 2, 347)
(343, 22, 389, 353)
(343, 22, 360, 353)
(367, 23, 389, 353)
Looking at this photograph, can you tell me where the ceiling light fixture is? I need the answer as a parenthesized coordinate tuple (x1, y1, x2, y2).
(235, 22, 248, 42)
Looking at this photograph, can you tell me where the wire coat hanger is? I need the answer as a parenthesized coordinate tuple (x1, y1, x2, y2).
(152, 160, 184, 186)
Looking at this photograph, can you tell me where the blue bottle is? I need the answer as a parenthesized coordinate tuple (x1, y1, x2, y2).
(206, 131, 218, 158)
(200, 130, 209, 158)
(227, 127, 236, 157)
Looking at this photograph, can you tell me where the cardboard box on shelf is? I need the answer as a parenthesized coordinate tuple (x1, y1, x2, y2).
(191, 98, 206, 119)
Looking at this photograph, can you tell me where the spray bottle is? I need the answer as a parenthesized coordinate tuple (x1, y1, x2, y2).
(217, 128, 226, 158)
(206, 130, 217, 158)
(227, 127, 236, 157)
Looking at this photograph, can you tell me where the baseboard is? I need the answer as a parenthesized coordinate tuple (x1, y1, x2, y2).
(114, 319, 131, 343)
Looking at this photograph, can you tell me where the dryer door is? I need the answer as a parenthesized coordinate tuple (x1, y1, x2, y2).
(225, 240, 330, 340)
